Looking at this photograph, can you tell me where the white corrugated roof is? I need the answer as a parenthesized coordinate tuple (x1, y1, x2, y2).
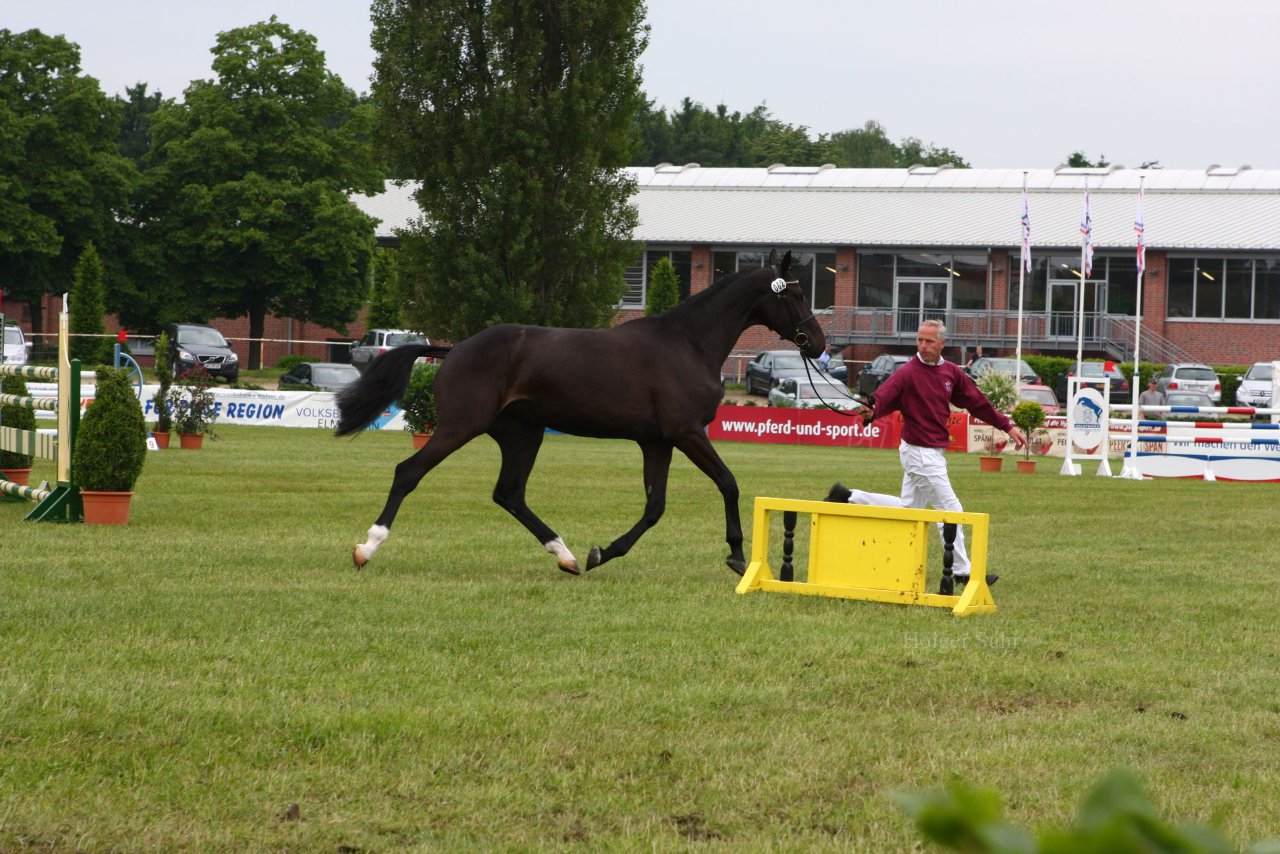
(351, 167, 1280, 251)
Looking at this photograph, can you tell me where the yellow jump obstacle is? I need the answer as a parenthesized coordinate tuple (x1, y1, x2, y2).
(735, 497, 996, 616)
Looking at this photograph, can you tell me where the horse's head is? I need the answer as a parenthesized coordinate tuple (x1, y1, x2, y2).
(749, 249, 826, 359)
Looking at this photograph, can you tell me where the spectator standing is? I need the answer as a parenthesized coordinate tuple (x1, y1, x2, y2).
(1138, 379, 1165, 410)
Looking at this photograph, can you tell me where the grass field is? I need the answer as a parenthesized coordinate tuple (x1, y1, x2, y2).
(3, 425, 1279, 851)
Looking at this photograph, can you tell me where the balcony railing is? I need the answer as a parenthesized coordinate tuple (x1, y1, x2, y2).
(824, 308, 1197, 365)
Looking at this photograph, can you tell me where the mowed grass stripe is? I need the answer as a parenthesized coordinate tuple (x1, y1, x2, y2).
(2, 425, 1279, 850)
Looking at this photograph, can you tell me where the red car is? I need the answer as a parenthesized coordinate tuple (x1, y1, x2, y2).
(1017, 383, 1062, 415)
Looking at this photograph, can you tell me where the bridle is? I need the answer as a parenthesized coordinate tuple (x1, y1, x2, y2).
(768, 268, 865, 418)
(769, 272, 817, 350)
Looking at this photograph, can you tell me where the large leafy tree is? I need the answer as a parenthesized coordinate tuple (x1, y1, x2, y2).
(137, 17, 383, 367)
(372, 0, 647, 339)
(115, 83, 167, 168)
(0, 29, 136, 336)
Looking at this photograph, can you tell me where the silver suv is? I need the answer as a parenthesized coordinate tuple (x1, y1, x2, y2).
(1156, 363, 1221, 404)
(1235, 361, 1275, 408)
(350, 328, 429, 373)
(2, 324, 30, 366)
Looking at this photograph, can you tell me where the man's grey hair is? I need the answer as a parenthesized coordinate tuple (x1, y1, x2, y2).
(920, 318, 948, 341)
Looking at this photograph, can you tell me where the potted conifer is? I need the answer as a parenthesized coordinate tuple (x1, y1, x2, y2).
(152, 331, 173, 448)
(72, 366, 148, 524)
(168, 366, 219, 449)
(401, 362, 438, 448)
(1, 374, 37, 486)
(1010, 400, 1048, 473)
(975, 371, 1018, 472)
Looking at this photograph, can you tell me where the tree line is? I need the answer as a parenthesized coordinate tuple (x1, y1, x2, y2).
(4, 3, 1045, 369)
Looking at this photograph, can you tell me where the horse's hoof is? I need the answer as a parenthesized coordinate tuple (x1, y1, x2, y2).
(726, 556, 746, 576)
(353, 546, 369, 570)
(557, 559, 580, 576)
(586, 546, 604, 570)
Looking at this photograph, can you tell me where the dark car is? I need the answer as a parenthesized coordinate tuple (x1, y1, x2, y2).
(280, 362, 361, 392)
(165, 323, 239, 383)
(967, 356, 1039, 385)
(744, 349, 817, 396)
(350, 328, 430, 374)
(855, 354, 911, 397)
(1055, 361, 1132, 404)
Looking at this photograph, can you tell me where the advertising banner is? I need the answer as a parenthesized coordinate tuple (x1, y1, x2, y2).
(708, 406, 969, 452)
(30, 384, 407, 431)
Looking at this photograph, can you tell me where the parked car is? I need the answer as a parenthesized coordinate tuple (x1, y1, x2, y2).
(1017, 383, 1062, 416)
(279, 362, 361, 392)
(767, 375, 863, 410)
(855, 354, 911, 397)
(1055, 361, 1132, 405)
(744, 349, 817, 396)
(2, 324, 30, 366)
(350, 328, 430, 374)
(165, 323, 239, 383)
(967, 356, 1039, 385)
(1163, 390, 1219, 420)
(1156, 362, 1220, 404)
(823, 356, 849, 383)
(1235, 361, 1274, 409)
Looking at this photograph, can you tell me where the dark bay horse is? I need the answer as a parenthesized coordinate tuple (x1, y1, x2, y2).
(335, 250, 825, 575)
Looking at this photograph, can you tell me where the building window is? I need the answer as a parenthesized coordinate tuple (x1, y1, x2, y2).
(619, 248, 692, 308)
(857, 254, 894, 308)
(707, 248, 836, 309)
(856, 251, 988, 311)
(1166, 256, 1280, 319)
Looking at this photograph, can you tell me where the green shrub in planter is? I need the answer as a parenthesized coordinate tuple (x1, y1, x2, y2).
(153, 331, 173, 433)
(72, 366, 147, 492)
(1, 374, 38, 469)
(167, 366, 220, 436)
(400, 362, 438, 434)
(1010, 400, 1047, 460)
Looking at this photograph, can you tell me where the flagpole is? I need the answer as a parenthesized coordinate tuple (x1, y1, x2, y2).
(1076, 183, 1087, 377)
(1015, 171, 1028, 377)
(1119, 176, 1147, 480)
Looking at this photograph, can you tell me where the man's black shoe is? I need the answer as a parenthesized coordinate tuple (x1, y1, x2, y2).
(824, 482, 852, 503)
(953, 573, 999, 588)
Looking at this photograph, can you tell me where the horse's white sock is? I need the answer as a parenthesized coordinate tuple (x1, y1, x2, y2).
(356, 524, 390, 562)
(544, 536, 577, 566)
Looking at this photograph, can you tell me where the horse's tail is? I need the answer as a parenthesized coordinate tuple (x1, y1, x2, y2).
(335, 344, 451, 436)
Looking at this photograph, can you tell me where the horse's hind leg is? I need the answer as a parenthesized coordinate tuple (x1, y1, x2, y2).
(587, 441, 673, 571)
(489, 421, 578, 574)
(674, 431, 745, 575)
(353, 431, 470, 569)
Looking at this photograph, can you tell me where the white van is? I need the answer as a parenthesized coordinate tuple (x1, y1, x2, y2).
(2, 325, 30, 366)
(1235, 362, 1274, 408)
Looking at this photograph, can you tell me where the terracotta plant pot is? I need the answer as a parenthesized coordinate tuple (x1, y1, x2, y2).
(81, 490, 133, 525)
(412, 432, 432, 449)
(978, 455, 1003, 473)
(152, 431, 171, 449)
(1016, 459, 1037, 474)
(1, 467, 33, 487)
(179, 433, 204, 450)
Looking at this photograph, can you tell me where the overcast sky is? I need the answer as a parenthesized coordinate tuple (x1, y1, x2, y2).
(9, 0, 1278, 170)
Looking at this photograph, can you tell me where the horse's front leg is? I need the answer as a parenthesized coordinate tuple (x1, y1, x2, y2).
(674, 432, 744, 575)
(489, 420, 581, 574)
(587, 441, 673, 570)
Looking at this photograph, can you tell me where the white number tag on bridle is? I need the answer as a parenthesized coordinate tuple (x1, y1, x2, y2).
(770, 278, 787, 294)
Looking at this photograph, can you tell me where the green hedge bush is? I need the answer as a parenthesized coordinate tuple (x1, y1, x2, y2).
(0, 374, 38, 469)
(72, 366, 147, 492)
